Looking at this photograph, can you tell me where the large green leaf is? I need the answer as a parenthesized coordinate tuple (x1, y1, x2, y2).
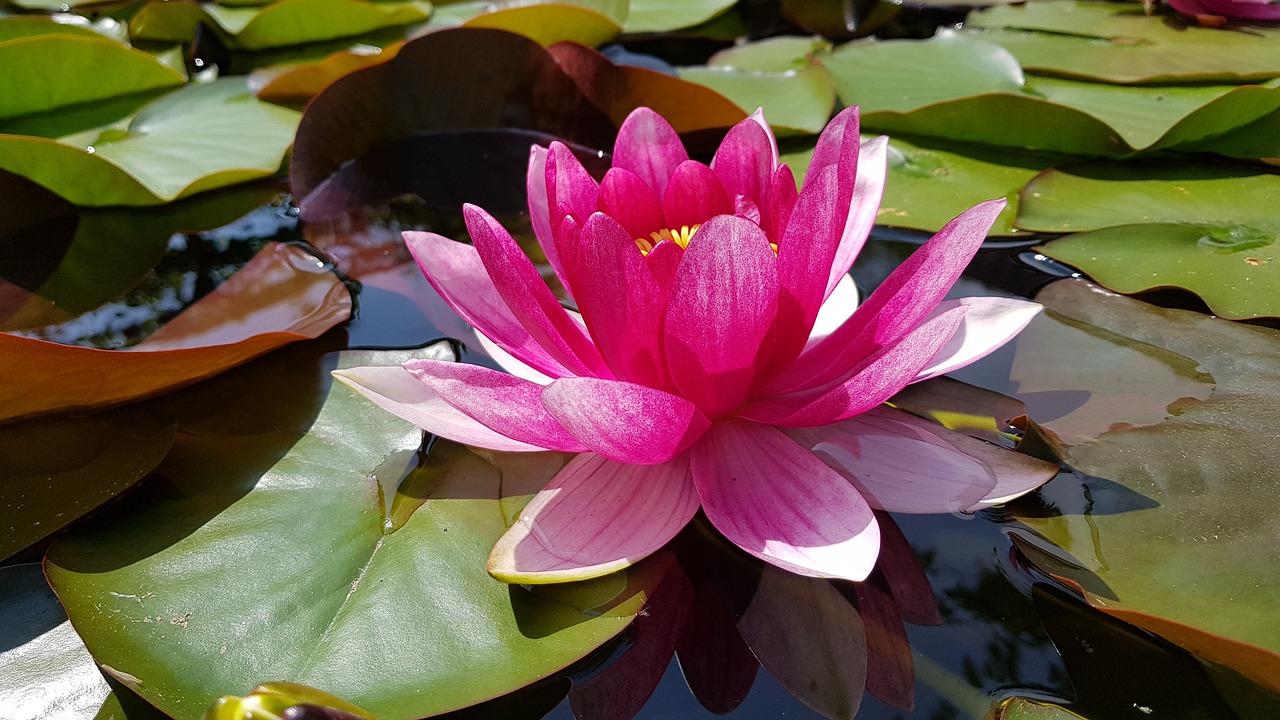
(967, 0, 1280, 84)
(130, 0, 432, 51)
(45, 346, 657, 720)
(0, 78, 300, 206)
(624, 0, 736, 33)
(1003, 279, 1280, 694)
(677, 64, 835, 135)
(0, 33, 185, 123)
(1016, 161, 1280, 234)
(1038, 224, 1279, 320)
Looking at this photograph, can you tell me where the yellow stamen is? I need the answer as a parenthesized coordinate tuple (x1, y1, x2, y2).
(635, 224, 700, 255)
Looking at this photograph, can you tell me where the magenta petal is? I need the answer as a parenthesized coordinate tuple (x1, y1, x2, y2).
(404, 231, 571, 379)
(662, 161, 734, 231)
(811, 274, 859, 341)
(614, 107, 689, 198)
(1199, 0, 1280, 19)
(763, 164, 799, 244)
(545, 142, 601, 290)
(740, 306, 966, 427)
(564, 212, 669, 386)
(488, 453, 699, 583)
(787, 405, 1058, 513)
(540, 376, 711, 464)
(526, 145, 569, 290)
(332, 365, 549, 452)
(826, 135, 888, 298)
(665, 215, 779, 417)
(692, 419, 880, 582)
(598, 168, 665, 241)
(913, 297, 1042, 383)
(463, 205, 612, 379)
(712, 114, 777, 209)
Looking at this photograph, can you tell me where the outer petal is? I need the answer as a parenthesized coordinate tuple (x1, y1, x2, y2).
(665, 215, 779, 417)
(811, 274, 859, 341)
(614, 107, 689, 198)
(826, 135, 888, 299)
(332, 365, 549, 452)
(488, 453, 699, 583)
(404, 231, 571, 379)
(540, 376, 710, 465)
(712, 113, 776, 209)
(598, 167, 665, 241)
(402, 358, 587, 452)
(786, 405, 1059, 513)
(472, 329, 553, 385)
(913, 297, 1042, 383)
(692, 419, 881, 582)
(526, 145, 568, 290)
(740, 306, 967, 427)
(464, 205, 612, 379)
(662, 160, 733, 231)
(545, 141, 601, 293)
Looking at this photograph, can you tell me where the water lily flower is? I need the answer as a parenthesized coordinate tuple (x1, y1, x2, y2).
(1166, 0, 1280, 22)
(334, 106, 1058, 585)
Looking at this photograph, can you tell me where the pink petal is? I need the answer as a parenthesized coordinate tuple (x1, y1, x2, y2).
(691, 419, 881, 582)
(471, 330, 553, 385)
(332, 365, 549, 452)
(786, 405, 1058, 513)
(664, 215, 779, 417)
(402, 358, 587, 452)
(614, 107, 689, 198)
(765, 199, 1006, 394)
(662, 160, 733, 231)
(525, 145, 569, 290)
(487, 453, 699, 583)
(404, 231, 571, 379)
(763, 164, 798, 243)
(712, 114, 777, 209)
(913, 297, 1042, 383)
(1199, 0, 1280, 19)
(563, 212, 669, 387)
(826, 135, 888, 299)
(740, 306, 967, 427)
(463, 205, 612, 379)
(540, 376, 710, 464)
(597, 167, 665, 241)
(545, 142, 601, 292)
(811, 274, 859, 341)
(645, 239, 682, 293)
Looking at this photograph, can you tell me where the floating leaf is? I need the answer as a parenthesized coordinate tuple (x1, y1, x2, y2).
(0, 242, 351, 424)
(46, 347, 659, 720)
(1016, 160, 1280, 234)
(967, 1, 1280, 84)
(130, 0, 432, 51)
(1038, 224, 1279, 320)
(0, 78, 300, 207)
(677, 64, 835, 135)
(624, 0, 737, 33)
(251, 43, 403, 106)
(1004, 279, 1280, 693)
(462, 1, 624, 47)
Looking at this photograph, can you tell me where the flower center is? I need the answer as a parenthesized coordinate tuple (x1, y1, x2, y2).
(635, 224, 700, 255)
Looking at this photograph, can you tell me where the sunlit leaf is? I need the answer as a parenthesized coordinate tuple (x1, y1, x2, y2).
(0, 243, 351, 424)
(462, 1, 624, 47)
(1038, 224, 1279, 320)
(46, 347, 660, 720)
(0, 78, 299, 207)
(677, 64, 835, 135)
(624, 0, 736, 33)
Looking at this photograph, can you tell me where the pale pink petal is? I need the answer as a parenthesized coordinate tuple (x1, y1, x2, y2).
(665, 215, 779, 417)
(332, 365, 549, 452)
(540, 376, 710, 465)
(692, 419, 881, 582)
(826, 135, 888, 299)
(404, 231, 571, 379)
(402, 358, 587, 452)
(662, 161, 733, 231)
(464, 205, 612, 379)
(712, 114, 776, 209)
(811, 274, 859, 341)
(614, 107, 689, 198)
(739, 306, 966, 426)
(598, 167, 665, 241)
(471, 329, 553, 385)
(913, 297, 1042, 383)
(488, 453, 698, 583)
(787, 405, 1058, 513)
(526, 145, 569, 290)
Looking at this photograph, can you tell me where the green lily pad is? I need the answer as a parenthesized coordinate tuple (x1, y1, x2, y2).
(460, 2, 623, 47)
(0, 33, 185, 123)
(130, 0, 432, 51)
(625, 0, 736, 33)
(0, 78, 300, 206)
(1038, 224, 1279, 320)
(707, 35, 833, 72)
(1016, 161, 1280, 234)
(45, 346, 659, 720)
(968, 0, 1280, 84)
(1005, 279, 1280, 694)
(677, 64, 834, 135)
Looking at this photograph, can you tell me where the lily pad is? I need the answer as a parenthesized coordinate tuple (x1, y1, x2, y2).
(0, 242, 351, 424)
(250, 43, 404, 106)
(1038, 224, 1279, 320)
(46, 347, 659, 719)
(0, 78, 299, 207)
(1016, 161, 1280, 234)
(1004, 279, 1280, 693)
(624, 0, 737, 33)
(967, 0, 1280, 84)
(677, 62, 835, 135)
(461, 1, 625, 47)
(130, 0, 432, 51)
